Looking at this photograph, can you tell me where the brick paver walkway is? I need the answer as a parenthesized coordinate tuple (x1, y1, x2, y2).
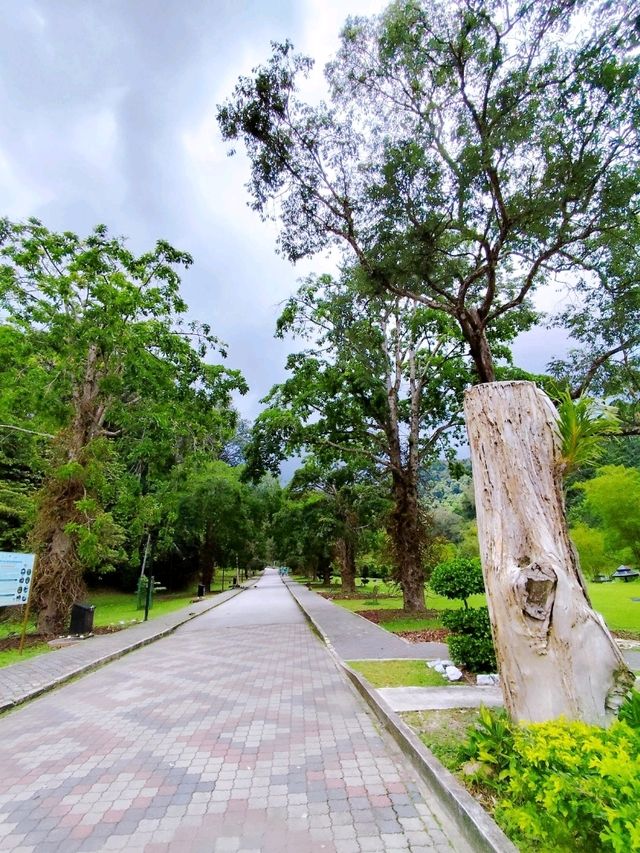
(284, 582, 448, 661)
(0, 585, 252, 713)
(0, 569, 467, 852)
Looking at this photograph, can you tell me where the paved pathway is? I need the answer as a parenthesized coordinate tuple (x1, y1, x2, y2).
(0, 585, 252, 713)
(0, 570, 468, 853)
(284, 582, 448, 661)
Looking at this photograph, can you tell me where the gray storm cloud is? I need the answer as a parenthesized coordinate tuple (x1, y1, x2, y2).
(0, 0, 563, 421)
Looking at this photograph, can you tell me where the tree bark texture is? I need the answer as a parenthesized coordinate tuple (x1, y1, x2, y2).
(31, 346, 105, 634)
(199, 522, 216, 593)
(319, 555, 332, 586)
(389, 473, 426, 613)
(465, 381, 634, 725)
(336, 536, 356, 594)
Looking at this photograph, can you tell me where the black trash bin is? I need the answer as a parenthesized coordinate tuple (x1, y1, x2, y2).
(69, 603, 95, 635)
(197, 583, 205, 597)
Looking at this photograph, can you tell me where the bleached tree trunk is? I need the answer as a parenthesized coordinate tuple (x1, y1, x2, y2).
(464, 381, 634, 725)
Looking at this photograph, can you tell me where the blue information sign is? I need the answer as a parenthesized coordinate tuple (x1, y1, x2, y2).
(0, 552, 36, 606)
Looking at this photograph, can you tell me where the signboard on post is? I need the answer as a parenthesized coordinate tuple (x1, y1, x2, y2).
(0, 552, 36, 606)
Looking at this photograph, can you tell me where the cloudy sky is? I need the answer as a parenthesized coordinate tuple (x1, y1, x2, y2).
(1, 0, 566, 420)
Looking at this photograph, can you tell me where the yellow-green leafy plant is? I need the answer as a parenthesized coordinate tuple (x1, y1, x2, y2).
(463, 708, 640, 851)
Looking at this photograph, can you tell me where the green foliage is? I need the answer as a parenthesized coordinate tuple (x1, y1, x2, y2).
(619, 690, 640, 730)
(430, 557, 484, 606)
(579, 466, 640, 564)
(502, 721, 640, 852)
(366, 584, 381, 605)
(219, 1, 639, 387)
(245, 272, 467, 608)
(431, 557, 495, 672)
(569, 522, 629, 580)
(462, 710, 640, 852)
(460, 705, 513, 778)
(457, 521, 480, 559)
(443, 607, 496, 673)
(556, 392, 620, 477)
(0, 219, 247, 626)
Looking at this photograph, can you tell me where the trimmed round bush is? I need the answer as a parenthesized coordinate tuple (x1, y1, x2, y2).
(430, 557, 485, 605)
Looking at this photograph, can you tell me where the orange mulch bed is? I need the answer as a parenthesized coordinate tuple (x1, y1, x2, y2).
(349, 609, 451, 643)
(355, 608, 441, 623)
(394, 629, 450, 643)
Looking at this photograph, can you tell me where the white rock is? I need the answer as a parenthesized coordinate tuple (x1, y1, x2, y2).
(476, 674, 500, 686)
(445, 666, 463, 681)
(434, 663, 446, 674)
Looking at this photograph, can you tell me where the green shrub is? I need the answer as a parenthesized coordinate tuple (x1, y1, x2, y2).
(463, 710, 640, 852)
(432, 557, 495, 672)
(430, 557, 485, 607)
(443, 607, 496, 672)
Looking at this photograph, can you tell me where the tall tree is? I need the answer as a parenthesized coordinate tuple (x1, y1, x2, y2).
(171, 461, 254, 592)
(247, 272, 467, 610)
(271, 491, 336, 583)
(0, 219, 245, 632)
(288, 458, 385, 594)
(218, 2, 637, 382)
(219, 0, 639, 722)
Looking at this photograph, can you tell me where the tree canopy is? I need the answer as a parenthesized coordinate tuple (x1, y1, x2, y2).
(0, 219, 246, 630)
(218, 0, 639, 383)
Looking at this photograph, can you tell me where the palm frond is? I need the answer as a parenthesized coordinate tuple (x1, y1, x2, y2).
(556, 391, 619, 476)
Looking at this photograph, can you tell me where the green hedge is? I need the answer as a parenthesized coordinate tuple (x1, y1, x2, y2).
(443, 607, 496, 672)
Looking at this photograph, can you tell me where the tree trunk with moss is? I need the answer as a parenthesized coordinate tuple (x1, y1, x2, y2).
(465, 381, 634, 725)
(30, 346, 103, 634)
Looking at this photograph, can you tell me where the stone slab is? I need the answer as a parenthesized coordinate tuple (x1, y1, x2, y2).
(378, 686, 504, 712)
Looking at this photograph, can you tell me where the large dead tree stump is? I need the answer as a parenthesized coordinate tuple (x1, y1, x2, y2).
(464, 381, 634, 725)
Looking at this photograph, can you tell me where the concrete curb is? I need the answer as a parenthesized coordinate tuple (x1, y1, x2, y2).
(284, 579, 517, 853)
(0, 578, 259, 714)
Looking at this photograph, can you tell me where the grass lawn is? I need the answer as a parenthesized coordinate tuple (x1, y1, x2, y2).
(330, 582, 485, 613)
(91, 589, 197, 628)
(380, 616, 443, 632)
(588, 580, 640, 635)
(402, 708, 479, 771)
(347, 659, 448, 688)
(0, 641, 52, 669)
